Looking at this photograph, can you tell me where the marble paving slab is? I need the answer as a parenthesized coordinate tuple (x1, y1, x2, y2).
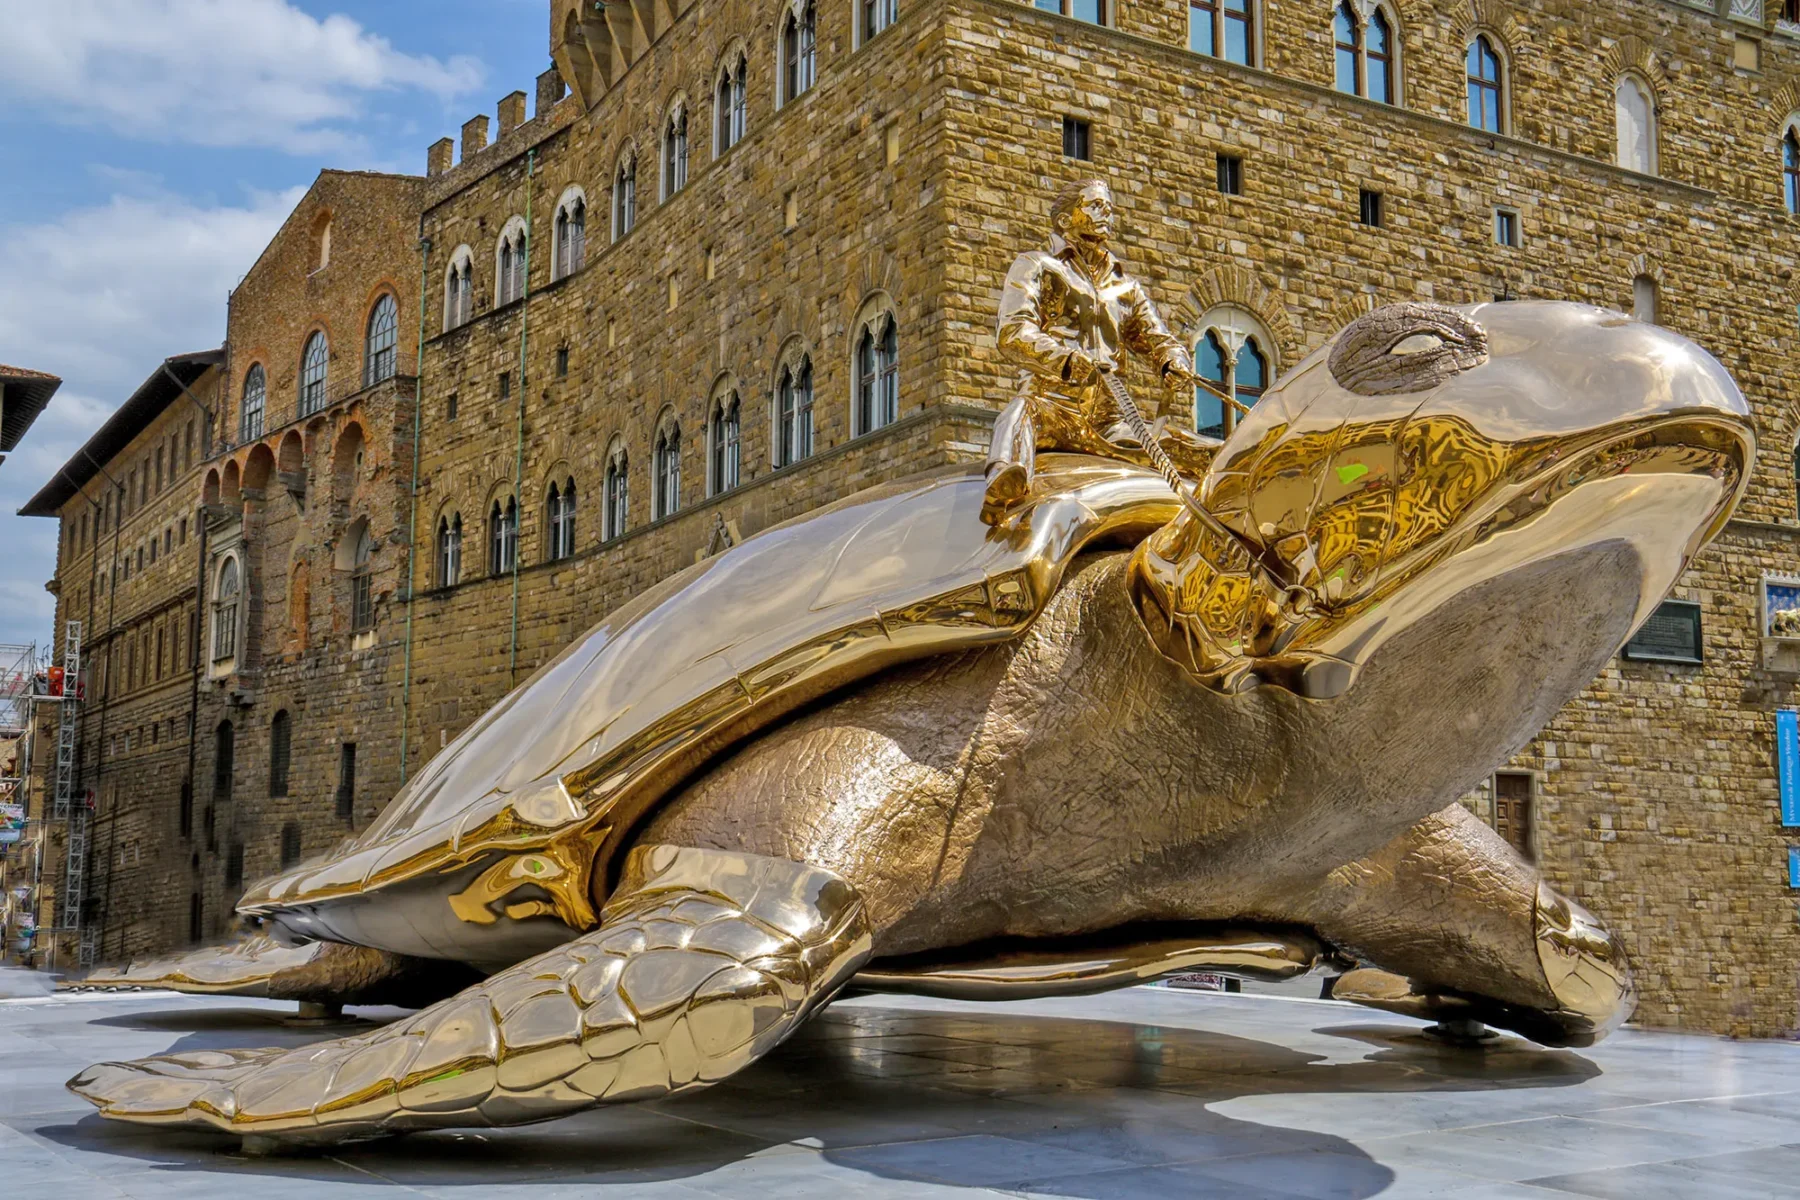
(2, 982, 1798, 1199)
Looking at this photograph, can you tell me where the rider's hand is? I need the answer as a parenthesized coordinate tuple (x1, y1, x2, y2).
(1064, 348, 1117, 384)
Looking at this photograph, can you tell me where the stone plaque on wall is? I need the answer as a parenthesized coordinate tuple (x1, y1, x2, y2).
(1623, 599, 1703, 664)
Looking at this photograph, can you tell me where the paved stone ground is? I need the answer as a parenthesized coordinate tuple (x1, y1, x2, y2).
(3, 980, 1799, 1199)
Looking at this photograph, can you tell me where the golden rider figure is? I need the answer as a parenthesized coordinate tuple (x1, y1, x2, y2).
(984, 178, 1221, 524)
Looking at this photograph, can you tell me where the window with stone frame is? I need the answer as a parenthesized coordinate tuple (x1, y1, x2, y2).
(1615, 74, 1656, 175)
(437, 512, 463, 586)
(1192, 307, 1274, 440)
(554, 191, 587, 278)
(1784, 121, 1800, 215)
(279, 821, 303, 869)
(364, 293, 399, 387)
(614, 152, 638, 241)
(546, 478, 577, 560)
(775, 355, 815, 467)
(716, 51, 748, 155)
(240, 364, 266, 442)
(710, 388, 741, 495)
(213, 720, 235, 827)
(854, 311, 899, 436)
(489, 496, 518, 574)
(663, 103, 690, 200)
(349, 524, 375, 633)
(444, 248, 474, 331)
(654, 417, 683, 519)
(212, 556, 240, 661)
(269, 710, 292, 798)
(299, 332, 329, 417)
(1188, 0, 1254, 63)
(781, 1, 817, 106)
(496, 222, 528, 306)
(336, 742, 357, 825)
(1466, 34, 1506, 134)
(605, 442, 630, 540)
(1333, 2, 1394, 104)
(861, 0, 897, 44)
(1039, 0, 1107, 25)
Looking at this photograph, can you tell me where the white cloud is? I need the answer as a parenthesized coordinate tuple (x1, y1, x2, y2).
(0, 185, 305, 646)
(0, 0, 484, 154)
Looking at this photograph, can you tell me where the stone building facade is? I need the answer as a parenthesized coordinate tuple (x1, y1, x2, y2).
(17, 353, 221, 961)
(26, 0, 1800, 1035)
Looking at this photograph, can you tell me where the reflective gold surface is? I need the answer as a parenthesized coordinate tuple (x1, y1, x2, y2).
(1130, 301, 1752, 697)
(71, 297, 1757, 1145)
(233, 457, 1178, 963)
(856, 927, 1331, 1001)
(69, 846, 872, 1140)
(67, 933, 478, 1009)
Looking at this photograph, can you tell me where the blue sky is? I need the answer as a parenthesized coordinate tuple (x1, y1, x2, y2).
(0, 0, 549, 647)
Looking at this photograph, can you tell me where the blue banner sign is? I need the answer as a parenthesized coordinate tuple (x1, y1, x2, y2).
(1781, 709, 1800, 827)
(1791, 848, 1800, 890)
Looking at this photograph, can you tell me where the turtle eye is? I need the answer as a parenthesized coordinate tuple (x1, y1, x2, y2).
(1391, 333, 1444, 356)
(1330, 303, 1490, 396)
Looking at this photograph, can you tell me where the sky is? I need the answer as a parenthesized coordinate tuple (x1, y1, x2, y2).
(0, 0, 549, 648)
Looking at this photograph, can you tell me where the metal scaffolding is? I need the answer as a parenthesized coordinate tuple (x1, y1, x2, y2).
(46, 623, 91, 964)
(0, 642, 45, 964)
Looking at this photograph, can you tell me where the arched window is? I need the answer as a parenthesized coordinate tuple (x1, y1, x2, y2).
(716, 52, 748, 155)
(862, 0, 898, 44)
(1192, 308, 1276, 440)
(547, 478, 577, 560)
(855, 313, 899, 435)
(1334, 4, 1395, 104)
(269, 710, 291, 798)
(437, 513, 463, 586)
(496, 221, 528, 306)
(299, 332, 329, 417)
(444, 247, 474, 331)
(1632, 275, 1659, 324)
(614, 152, 638, 242)
(554, 191, 587, 279)
(654, 418, 682, 519)
(489, 496, 518, 575)
(1188, 0, 1254, 65)
(710, 389, 741, 495)
(1784, 125, 1800, 215)
(364, 293, 399, 387)
(604, 443, 629, 540)
(349, 524, 375, 632)
(663, 104, 689, 200)
(775, 356, 814, 467)
(212, 557, 240, 662)
(1466, 35, 1505, 134)
(782, 2, 817, 106)
(240, 365, 266, 441)
(1615, 75, 1656, 174)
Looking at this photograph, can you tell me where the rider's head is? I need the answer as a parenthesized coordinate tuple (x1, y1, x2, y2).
(1051, 179, 1115, 249)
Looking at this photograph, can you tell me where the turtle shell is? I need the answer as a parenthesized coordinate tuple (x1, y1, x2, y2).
(238, 455, 1177, 959)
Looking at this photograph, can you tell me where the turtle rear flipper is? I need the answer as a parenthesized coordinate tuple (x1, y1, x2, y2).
(70, 934, 479, 1010)
(68, 846, 871, 1144)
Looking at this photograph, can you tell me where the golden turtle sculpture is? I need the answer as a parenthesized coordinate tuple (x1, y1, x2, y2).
(68, 300, 1753, 1147)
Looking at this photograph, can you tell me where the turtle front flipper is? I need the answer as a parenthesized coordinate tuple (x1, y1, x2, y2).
(67, 846, 871, 1145)
(70, 935, 479, 1010)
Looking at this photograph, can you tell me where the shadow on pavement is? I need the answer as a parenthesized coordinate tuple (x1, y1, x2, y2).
(37, 1003, 1602, 1196)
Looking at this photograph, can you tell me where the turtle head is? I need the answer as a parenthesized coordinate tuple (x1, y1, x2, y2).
(1131, 300, 1754, 698)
